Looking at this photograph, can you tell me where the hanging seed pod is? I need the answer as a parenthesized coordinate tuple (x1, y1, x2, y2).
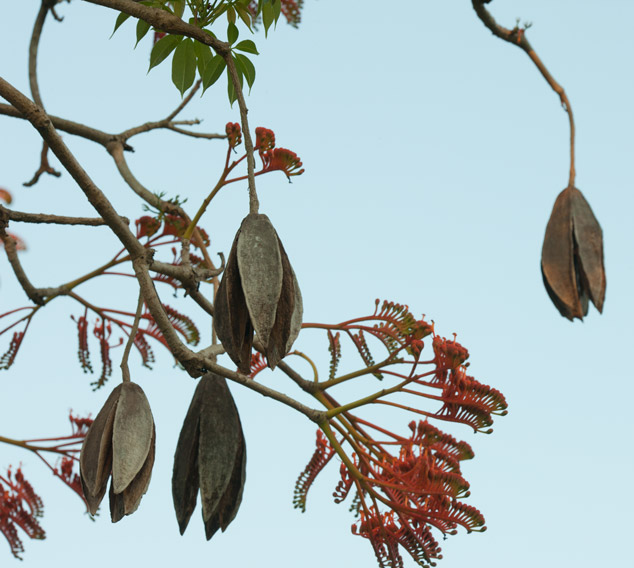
(214, 213, 303, 373)
(541, 186, 606, 320)
(79, 382, 155, 522)
(172, 373, 246, 540)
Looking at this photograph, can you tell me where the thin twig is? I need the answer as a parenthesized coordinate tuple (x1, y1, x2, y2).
(23, 142, 61, 186)
(166, 125, 225, 139)
(24, 2, 63, 186)
(0, 102, 119, 146)
(225, 55, 259, 214)
(0, 230, 44, 305)
(29, 0, 51, 109)
(120, 292, 144, 383)
(165, 78, 202, 121)
(472, 0, 576, 186)
(1, 205, 129, 225)
(107, 141, 166, 210)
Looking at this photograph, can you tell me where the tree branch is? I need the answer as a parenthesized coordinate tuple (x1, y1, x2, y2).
(165, 78, 201, 121)
(29, 0, 53, 109)
(0, 76, 145, 257)
(0, 205, 128, 225)
(0, 102, 119, 146)
(472, 0, 576, 186)
(82, 0, 230, 55)
(225, 55, 259, 214)
(0, 211, 57, 305)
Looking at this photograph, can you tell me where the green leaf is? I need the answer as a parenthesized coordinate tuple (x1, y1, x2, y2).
(111, 12, 131, 38)
(194, 42, 213, 77)
(170, 0, 186, 18)
(135, 19, 152, 47)
(262, 2, 274, 36)
(227, 59, 244, 106)
(234, 40, 258, 55)
(273, 0, 282, 21)
(201, 55, 226, 94)
(149, 34, 183, 72)
(235, 4, 253, 30)
(172, 38, 197, 96)
(227, 22, 239, 45)
(227, 6, 236, 24)
(235, 53, 256, 91)
(211, 4, 228, 21)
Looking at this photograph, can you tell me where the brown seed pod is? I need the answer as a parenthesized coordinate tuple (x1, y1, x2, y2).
(214, 213, 302, 372)
(541, 186, 606, 320)
(79, 382, 155, 521)
(172, 373, 246, 540)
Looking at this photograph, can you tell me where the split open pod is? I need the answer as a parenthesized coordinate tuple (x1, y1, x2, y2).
(79, 382, 155, 522)
(541, 186, 606, 320)
(214, 213, 302, 373)
(172, 373, 246, 540)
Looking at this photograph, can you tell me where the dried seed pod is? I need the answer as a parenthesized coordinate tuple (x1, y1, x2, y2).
(79, 382, 155, 521)
(214, 213, 302, 372)
(172, 373, 246, 539)
(541, 186, 606, 320)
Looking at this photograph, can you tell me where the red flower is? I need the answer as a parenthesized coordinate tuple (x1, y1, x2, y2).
(226, 122, 242, 149)
(260, 148, 304, 180)
(255, 127, 276, 152)
(162, 214, 188, 238)
(135, 216, 161, 238)
(0, 467, 45, 560)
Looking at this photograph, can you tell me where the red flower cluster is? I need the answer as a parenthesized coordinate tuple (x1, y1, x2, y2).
(260, 147, 305, 180)
(136, 215, 161, 238)
(226, 122, 242, 149)
(0, 467, 45, 560)
(298, 420, 485, 568)
(223, 125, 304, 181)
(255, 127, 304, 180)
(255, 126, 276, 151)
(295, 300, 507, 568)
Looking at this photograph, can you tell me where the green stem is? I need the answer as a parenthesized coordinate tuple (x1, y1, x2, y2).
(318, 355, 400, 389)
(325, 373, 420, 420)
(183, 175, 226, 241)
(318, 421, 365, 484)
(62, 255, 129, 291)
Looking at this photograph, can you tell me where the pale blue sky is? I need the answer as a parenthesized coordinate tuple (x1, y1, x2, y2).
(1, 1, 633, 567)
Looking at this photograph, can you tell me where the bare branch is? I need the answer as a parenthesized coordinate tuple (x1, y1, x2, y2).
(472, 0, 576, 186)
(0, 205, 129, 226)
(0, 76, 145, 258)
(277, 360, 319, 394)
(165, 125, 226, 140)
(199, 356, 326, 424)
(0, 103, 120, 147)
(23, 142, 61, 186)
(29, 0, 53, 109)
(107, 141, 165, 210)
(165, 78, 201, 121)
(224, 55, 259, 214)
(0, 212, 56, 305)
